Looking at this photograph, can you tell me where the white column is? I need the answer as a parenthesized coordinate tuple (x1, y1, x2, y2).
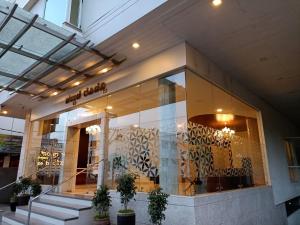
(17, 111, 32, 179)
(97, 111, 109, 187)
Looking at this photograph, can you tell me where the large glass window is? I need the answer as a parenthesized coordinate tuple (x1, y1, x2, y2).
(285, 138, 300, 182)
(26, 70, 266, 196)
(184, 71, 266, 194)
(69, 0, 81, 27)
(44, 0, 68, 26)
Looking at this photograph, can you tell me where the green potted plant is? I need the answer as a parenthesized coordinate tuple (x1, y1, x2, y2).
(92, 185, 111, 225)
(116, 173, 137, 225)
(148, 188, 169, 225)
(30, 180, 42, 197)
(13, 177, 32, 206)
(9, 193, 17, 212)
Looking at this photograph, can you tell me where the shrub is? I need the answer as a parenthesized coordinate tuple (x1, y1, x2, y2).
(148, 188, 169, 225)
(92, 185, 111, 219)
(116, 173, 137, 212)
(31, 180, 42, 197)
(13, 177, 32, 196)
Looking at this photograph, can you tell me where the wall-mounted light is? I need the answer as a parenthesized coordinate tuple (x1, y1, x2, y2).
(2, 110, 8, 115)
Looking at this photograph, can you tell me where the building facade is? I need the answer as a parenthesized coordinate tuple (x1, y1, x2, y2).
(1, 0, 300, 225)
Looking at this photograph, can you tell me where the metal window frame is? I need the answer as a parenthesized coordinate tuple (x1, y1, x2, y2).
(0, 3, 126, 99)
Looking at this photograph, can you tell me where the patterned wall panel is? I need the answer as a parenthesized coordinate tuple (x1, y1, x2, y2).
(108, 121, 253, 183)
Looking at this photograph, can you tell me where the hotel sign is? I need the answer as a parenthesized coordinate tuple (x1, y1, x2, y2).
(65, 82, 107, 105)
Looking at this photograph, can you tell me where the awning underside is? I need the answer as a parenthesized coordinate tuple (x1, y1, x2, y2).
(0, 1, 125, 100)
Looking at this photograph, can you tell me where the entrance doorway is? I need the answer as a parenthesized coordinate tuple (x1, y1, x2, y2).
(74, 128, 97, 194)
(60, 113, 107, 195)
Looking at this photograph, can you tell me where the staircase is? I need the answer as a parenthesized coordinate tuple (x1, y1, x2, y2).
(2, 193, 93, 225)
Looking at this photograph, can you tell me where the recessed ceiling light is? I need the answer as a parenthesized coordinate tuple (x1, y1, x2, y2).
(2, 110, 8, 115)
(100, 68, 109, 74)
(73, 81, 81, 86)
(106, 105, 113, 110)
(51, 91, 58, 96)
(132, 42, 140, 49)
(216, 114, 234, 122)
(216, 108, 223, 113)
(212, 0, 222, 7)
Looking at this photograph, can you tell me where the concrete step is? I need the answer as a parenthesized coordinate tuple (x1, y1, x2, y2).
(40, 193, 92, 207)
(16, 206, 79, 225)
(33, 198, 92, 217)
(2, 213, 53, 225)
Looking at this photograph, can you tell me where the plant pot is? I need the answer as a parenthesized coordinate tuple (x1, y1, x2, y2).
(117, 211, 135, 225)
(93, 217, 110, 225)
(10, 202, 17, 212)
(17, 195, 30, 206)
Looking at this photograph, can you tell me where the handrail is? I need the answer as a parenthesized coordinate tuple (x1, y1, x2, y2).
(0, 166, 48, 192)
(26, 159, 104, 225)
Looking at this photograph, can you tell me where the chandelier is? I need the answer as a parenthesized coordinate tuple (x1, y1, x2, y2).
(86, 125, 101, 135)
(222, 126, 235, 135)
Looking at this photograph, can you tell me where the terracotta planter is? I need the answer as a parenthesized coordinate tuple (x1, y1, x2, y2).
(117, 211, 135, 225)
(93, 217, 110, 225)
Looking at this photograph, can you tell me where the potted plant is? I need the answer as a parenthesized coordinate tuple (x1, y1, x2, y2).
(13, 177, 32, 206)
(9, 193, 17, 212)
(116, 173, 137, 225)
(30, 180, 42, 197)
(92, 185, 111, 225)
(148, 188, 169, 225)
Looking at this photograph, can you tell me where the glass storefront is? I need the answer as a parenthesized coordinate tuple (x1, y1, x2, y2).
(25, 70, 266, 196)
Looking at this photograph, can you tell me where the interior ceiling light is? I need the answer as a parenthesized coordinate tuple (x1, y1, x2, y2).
(211, 0, 222, 7)
(106, 105, 113, 110)
(86, 125, 101, 135)
(133, 124, 139, 128)
(99, 67, 110, 74)
(216, 108, 223, 113)
(132, 42, 140, 49)
(222, 126, 235, 136)
(51, 91, 58, 96)
(73, 81, 81, 86)
(216, 113, 234, 122)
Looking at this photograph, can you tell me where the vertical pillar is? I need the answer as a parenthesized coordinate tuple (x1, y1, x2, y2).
(17, 111, 32, 179)
(159, 78, 179, 194)
(59, 127, 80, 192)
(97, 111, 109, 187)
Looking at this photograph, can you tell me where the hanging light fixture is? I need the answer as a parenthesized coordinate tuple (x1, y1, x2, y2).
(222, 126, 235, 136)
(86, 125, 101, 135)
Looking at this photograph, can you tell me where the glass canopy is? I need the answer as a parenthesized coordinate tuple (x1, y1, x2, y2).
(0, 0, 125, 100)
